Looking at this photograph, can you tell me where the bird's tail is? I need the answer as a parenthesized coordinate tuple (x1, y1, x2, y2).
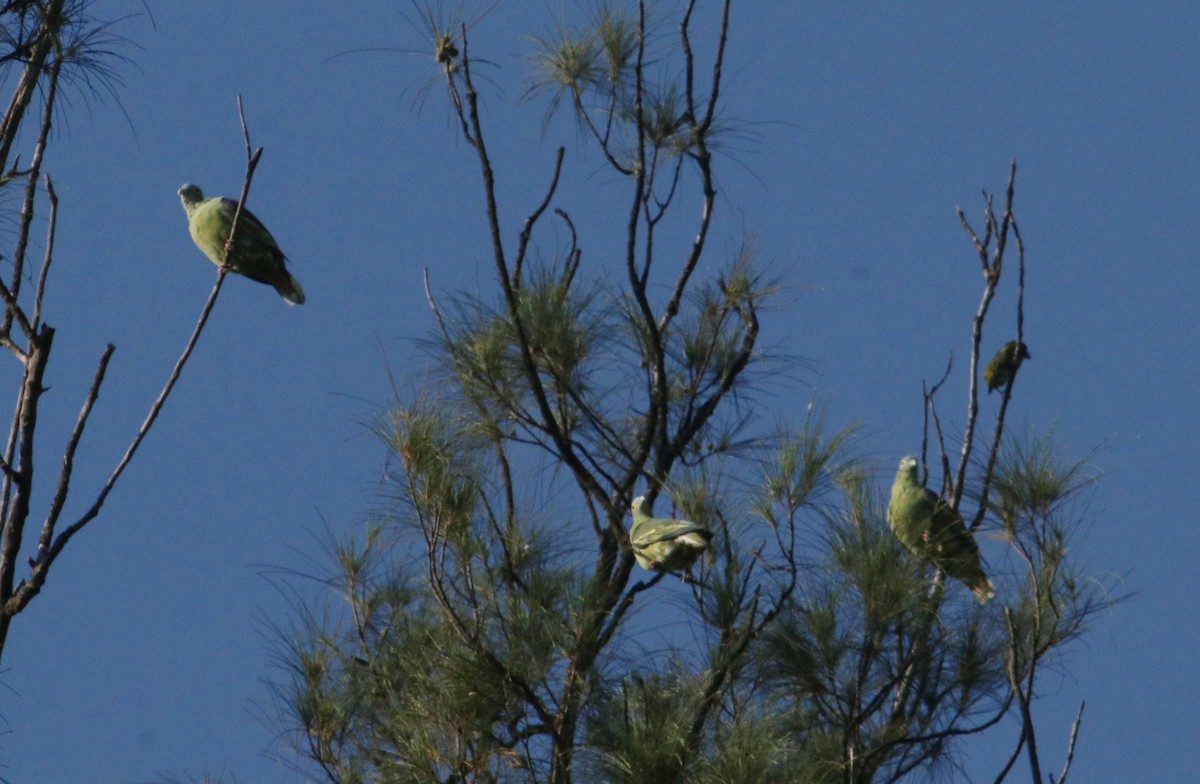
(970, 576, 996, 604)
(274, 272, 306, 306)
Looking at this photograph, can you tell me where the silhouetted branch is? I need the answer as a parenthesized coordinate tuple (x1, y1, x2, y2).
(30, 173, 58, 331)
(3, 98, 262, 619)
(1005, 607, 1043, 783)
(955, 160, 1018, 510)
(513, 146, 565, 289)
(1052, 701, 1084, 784)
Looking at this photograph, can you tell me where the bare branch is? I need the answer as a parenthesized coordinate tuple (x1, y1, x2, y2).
(570, 90, 634, 176)
(622, 1, 664, 502)
(0, 326, 52, 617)
(2, 49, 60, 340)
(954, 161, 1018, 510)
(513, 146, 566, 289)
(973, 197, 1027, 530)
(681, 0, 732, 134)
(1004, 607, 1043, 784)
(554, 208, 581, 286)
(458, 25, 609, 521)
(922, 356, 954, 492)
(0, 278, 33, 344)
(222, 96, 263, 265)
(8, 100, 268, 615)
(9, 268, 227, 615)
(31, 173, 58, 331)
(0, 0, 64, 175)
(656, 1, 724, 336)
(1052, 701, 1085, 784)
(37, 343, 115, 556)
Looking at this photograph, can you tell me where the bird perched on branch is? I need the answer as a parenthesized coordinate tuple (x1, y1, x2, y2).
(178, 184, 305, 305)
(629, 495, 713, 577)
(984, 340, 1030, 393)
(887, 456, 995, 602)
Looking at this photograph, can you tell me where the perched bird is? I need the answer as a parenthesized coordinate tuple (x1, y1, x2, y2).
(629, 495, 713, 575)
(178, 184, 305, 305)
(983, 340, 1030, 394)
(887, 456, 995, 602)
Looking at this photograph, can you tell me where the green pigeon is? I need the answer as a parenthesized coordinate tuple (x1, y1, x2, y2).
(178, 184, 305, 305)
(629, 495, 713, 575)
(983, 340, 1030, 394)
(887, 456, 995, 602)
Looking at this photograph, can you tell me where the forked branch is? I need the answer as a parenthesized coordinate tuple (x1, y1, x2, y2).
(2, 98, 264, 624)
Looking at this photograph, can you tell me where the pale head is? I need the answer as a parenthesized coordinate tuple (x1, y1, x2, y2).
(630, 495, 650, 517)
(897, 455, 920, 480)
(178, 183, 204, 206)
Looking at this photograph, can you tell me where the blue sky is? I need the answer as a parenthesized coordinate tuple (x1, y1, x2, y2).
(2, 1, 1197, 781)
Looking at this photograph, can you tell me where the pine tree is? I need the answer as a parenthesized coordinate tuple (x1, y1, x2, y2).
(273, 5, 1117, 783)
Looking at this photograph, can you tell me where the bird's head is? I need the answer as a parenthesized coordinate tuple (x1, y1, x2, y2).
(898, 455, 919, 476)
(630, 495, 650, 517)
(178, 183, 204, 205)
(1016, 341, 1032, 361)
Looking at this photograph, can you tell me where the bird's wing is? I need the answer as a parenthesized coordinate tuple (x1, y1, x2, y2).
(632, 519, 711, 547)
(219, 197, 283, 253)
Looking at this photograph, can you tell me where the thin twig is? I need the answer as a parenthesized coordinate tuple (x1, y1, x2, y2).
(460, 24, 606, 515)
(955, 161, 1018, 511)
(554, 208, 581, 286)
(923, 356, 955, 495)
(0, 327, 52, 616)
(972, 163, 1022, 530)
(238, 94, 252, 159)
(1052, 701, 1084, 784)
(1004, 607, 1043, 783)
(991, 729, 1025, 784)
(570, 90, 633, 176)
(0, 278, 32, 343)
(2, 54, 59, 340)
(7, 98, 265, 613)
(656, 0, 726, 335)
(921, 353, 953, 478)
(31, 173, 57, 331)
(224, 96, 263, 264)
(37, 344, 115, 556)
(0, 0, 61, 175)
(623, 0, 663, 502)
(513, 146, 566, 289)
(12, 269, 228, 613)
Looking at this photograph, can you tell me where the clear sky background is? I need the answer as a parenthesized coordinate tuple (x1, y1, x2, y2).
(2, 1, 1197, 782)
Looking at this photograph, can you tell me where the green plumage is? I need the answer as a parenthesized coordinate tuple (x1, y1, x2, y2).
(629, 495, 713, 575)
(983, 340, 1030, 394)
(887, 456, 995, 602)
(178, 184, 306, 305)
